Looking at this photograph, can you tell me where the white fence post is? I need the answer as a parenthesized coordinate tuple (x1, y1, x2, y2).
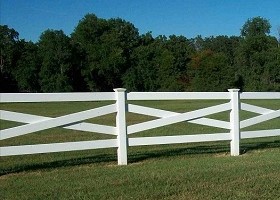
(228, 89, 240, 156)
(114, 88, 128, 165)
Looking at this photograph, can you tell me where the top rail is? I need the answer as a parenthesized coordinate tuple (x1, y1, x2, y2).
(1, 91, 279, 103)
(240, 92, 280, 99)
(0, 92, 116, 103)
(127, 92, 230, 100)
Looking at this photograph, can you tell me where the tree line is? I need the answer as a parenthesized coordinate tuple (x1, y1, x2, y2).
(1, 14, 279, 92)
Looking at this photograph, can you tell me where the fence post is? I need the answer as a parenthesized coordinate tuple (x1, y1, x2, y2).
(228, 89, 240, 156)
(114, 88, 128, 165)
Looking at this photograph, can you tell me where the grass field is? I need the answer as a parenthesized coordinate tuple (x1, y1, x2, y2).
(1, 99, 279, 199)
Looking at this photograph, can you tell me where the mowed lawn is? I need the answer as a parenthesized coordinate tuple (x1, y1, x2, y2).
(1, 99, 279, 199)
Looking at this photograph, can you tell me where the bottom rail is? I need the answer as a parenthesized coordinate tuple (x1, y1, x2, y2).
(129, 133, 230, 146)
(241, 129, 280, 139)
(0, 139, 117, 156)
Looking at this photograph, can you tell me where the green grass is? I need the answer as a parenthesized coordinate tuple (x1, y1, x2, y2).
(1, 100, 279, 199)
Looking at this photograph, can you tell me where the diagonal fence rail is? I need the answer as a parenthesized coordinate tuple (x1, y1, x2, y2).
(1, 89, 279, 165)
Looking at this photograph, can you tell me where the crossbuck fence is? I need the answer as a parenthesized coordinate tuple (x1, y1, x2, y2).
(1, 89, 279, 165)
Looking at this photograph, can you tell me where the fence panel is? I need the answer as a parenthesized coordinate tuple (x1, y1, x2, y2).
(0, 92, 118, 162)
(240, 92, 280, 141)
(0, 104, 116, 140)
(1, 90, 279, 165)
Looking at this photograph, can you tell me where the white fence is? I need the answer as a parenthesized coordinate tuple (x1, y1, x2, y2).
(0, 89, 279, 165)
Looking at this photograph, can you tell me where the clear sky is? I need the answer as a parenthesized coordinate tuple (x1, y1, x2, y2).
(1, 0, 279, 42)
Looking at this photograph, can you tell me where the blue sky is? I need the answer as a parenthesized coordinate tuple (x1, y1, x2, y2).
(1, 0, 279, 42)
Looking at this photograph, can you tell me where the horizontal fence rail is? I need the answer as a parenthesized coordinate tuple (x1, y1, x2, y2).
(0, 89, 279, 165)
(129, 133, 231, 147)
(1, 139, 118, 156)
(240, 92, 280, 99)
(127, 92, 230, 100)
(0, 92, 116, 102)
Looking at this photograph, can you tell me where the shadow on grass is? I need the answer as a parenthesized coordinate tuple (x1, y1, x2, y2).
(241, 139, 280, 153)
(128, 144, 230, 164)
(1, 139, 279, 176)
(0, 153, 117, 176)
(129, 139, 280, 163)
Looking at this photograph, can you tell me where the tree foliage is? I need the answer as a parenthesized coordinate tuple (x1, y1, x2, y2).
(189, 50, 236, 91)
(0, 25, 20, 91)
(1, 16, 279, 92)
(38, 30, 75, 92)
(72, 14, 139, 91)
(241, 17, 271, 37)
(235, 17, 279, 91)
(15, 41, 40, 92)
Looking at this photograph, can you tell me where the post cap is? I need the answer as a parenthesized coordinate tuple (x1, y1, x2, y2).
(228, 89, 240, 92)
(113, 88, 126, 92)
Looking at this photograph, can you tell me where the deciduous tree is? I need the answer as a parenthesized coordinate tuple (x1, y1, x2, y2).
(38, 30, 74, 92)
(72, 14, 139, 91)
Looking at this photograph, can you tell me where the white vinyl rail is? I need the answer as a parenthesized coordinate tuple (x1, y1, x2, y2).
(0, 89, 279, 165)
